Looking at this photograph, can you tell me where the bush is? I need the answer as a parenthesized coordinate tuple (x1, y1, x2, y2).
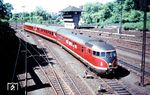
(147, 21, 150, 31)
(123, 21, 150, 31)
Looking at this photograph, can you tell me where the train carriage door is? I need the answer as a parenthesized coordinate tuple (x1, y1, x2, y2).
(81, 46, 85, 58)
(86, 48, 92, 61)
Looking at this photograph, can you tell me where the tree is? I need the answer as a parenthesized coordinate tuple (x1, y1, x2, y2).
(128, 10, 142, 22)
(82, 2, 104, 24)
(133, 0, 150, 12)
(34, 7, 50, 20)
(0, 0, 5, 19)
(123, 0, 134, 11)
(4, 3, 13, 19)
(0, 0, 13, 20)
(80, 0, 150, 31)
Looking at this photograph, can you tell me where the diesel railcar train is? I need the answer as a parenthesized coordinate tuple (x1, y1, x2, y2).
(23, 23, 118, 73)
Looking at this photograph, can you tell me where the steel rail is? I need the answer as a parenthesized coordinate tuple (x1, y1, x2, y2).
(34, 36, 82, 95)
(18, 32, 65, 95)
(119, 60, 150, 76)
(41, 37, 96, 95)
(22, 32, 74, 95)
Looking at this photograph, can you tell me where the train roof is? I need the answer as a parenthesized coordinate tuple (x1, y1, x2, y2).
(24, 23, 115, 52)
(56, 28, 115, 52)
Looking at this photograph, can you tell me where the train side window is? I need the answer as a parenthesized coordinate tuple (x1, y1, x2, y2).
(93, 51, 96, 55)
(93, 51, 100, 56)
(96, 52, 100, 56)
(101, 52, 105, 57)
(81, 47, 84, 52)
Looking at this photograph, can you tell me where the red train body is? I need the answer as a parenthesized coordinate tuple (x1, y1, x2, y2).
(23, 23, 118, 73)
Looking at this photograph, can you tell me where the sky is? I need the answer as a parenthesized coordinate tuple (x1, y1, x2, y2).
(4, 0, 114, 13)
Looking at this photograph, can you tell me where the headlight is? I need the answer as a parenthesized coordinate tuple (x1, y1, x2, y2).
(109, 63, 112, 65)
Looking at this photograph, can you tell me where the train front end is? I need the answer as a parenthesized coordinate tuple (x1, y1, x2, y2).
(90, 40, 118, 74)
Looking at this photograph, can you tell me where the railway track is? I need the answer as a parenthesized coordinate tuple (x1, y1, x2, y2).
(74, 28, 150, 45)
(102, 79, 131, 95)
(34, 35, 95, 95)
(116, 46, 150, 56)
(18, 32, 74, 95)
(31, 32, 133, 95)
(33, 35, 76, 95)
(119, 60, 150, 77)
(11, 23, 150, 95)
(72, 29, 150, 52)
(22, 30, 134, 95)
(69, 29, 150, 72)
(83, 65, 133, 95)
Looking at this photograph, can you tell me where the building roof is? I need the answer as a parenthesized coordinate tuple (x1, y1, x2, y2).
(61, 6, 82, 12)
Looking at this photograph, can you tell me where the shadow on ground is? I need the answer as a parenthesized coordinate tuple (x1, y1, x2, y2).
(0, 23, 54, 95)
(99, 66, 130, 79)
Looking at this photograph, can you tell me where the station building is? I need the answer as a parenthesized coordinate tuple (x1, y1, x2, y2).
(61, 6, 82, 29)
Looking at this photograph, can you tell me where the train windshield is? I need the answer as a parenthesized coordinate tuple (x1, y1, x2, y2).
(93, 51, 116, 58)
(106, 52, 112, 57)
(112, 51, 117, 57)
(101, 52, 105, 57)
(106, 51, 116, 58)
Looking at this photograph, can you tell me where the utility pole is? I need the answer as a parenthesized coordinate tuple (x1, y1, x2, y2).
(22, 5, 27, 95)
(140, 0, 147, 87)
(118, 4, 123, 35)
